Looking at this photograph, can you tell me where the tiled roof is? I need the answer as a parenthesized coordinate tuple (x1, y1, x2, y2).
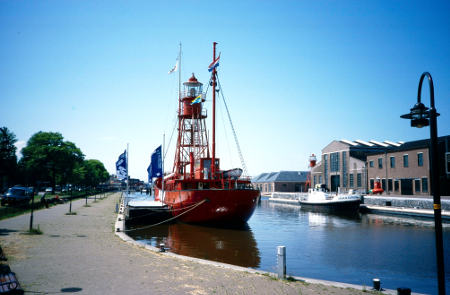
(252, 171, 309, 183)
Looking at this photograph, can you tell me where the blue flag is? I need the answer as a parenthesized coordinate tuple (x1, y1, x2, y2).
(116, 150, 127, 180)
(148, 145, 162, 182)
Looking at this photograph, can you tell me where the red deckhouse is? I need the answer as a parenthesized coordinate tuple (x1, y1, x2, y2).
(155, 42, 260, 224)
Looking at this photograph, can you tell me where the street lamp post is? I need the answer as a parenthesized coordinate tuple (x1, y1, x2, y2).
(69, 186, 72, 213)
(400, 72, 446, 295)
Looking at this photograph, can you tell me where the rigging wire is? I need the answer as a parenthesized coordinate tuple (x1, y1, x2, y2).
(218, 89, 235, 169)
(216, 74, 249, 177)
(164, 113, 178, 160)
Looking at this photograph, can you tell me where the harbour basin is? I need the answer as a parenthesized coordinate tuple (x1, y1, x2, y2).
(126, 193, 450, 294)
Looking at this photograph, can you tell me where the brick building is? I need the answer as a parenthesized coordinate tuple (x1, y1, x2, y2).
(367, 136, 450, 196)
(311, 139, 396, 193)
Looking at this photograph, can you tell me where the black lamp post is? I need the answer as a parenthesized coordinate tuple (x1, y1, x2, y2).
(400, 72, 446, 295)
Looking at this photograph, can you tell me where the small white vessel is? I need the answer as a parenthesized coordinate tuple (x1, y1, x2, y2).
(124, 194, 170, 224)
(299, 184, 361, 213)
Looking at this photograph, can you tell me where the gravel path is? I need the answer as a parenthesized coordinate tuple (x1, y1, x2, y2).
(0, 193, 387, 295)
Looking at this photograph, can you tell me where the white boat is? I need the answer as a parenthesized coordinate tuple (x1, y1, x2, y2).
(124, 195, 171, 224)
(299, 184, 361, 213)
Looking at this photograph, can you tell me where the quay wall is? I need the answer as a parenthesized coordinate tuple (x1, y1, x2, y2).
(270, 192, 303, 200)
(363, 196, 450, 210)
(271, 192, 450, 211)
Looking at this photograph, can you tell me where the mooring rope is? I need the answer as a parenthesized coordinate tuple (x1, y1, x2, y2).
(122, 199, 207, 232)
(124, 198, 208, 220)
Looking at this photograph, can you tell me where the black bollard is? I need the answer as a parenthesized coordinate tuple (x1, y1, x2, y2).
(373, 278, 381, 291)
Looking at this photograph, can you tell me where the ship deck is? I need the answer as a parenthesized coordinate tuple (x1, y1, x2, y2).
(124, 196, 171, 224)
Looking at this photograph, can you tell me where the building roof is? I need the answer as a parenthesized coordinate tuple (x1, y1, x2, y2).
(367, 135, 450, 155)
(252, 171, 309, 183)
(340, 139, 404, 148)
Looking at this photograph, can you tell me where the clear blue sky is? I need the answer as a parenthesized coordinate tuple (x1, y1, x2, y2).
(1, 0, 450, 181)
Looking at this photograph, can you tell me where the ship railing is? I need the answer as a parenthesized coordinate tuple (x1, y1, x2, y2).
(335, 187, 364, 195)
(181, 90, 206, 99)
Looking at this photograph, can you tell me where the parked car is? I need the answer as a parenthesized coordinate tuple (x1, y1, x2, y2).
(45, 187, 53, 193)
(0, 186, 33, 206)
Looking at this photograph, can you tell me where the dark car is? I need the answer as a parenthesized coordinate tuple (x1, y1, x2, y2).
(0, 187, 33, 206)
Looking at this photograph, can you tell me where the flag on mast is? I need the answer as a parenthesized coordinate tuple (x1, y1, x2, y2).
(116, 150, 127, 180)
(208, 53, 220, 72)
(168, 59, 178, 74)
(148, 145, 162, 182)
(190, 94, 202, 105)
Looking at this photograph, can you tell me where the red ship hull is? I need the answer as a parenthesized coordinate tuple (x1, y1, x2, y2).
(162, 189, 260, 224)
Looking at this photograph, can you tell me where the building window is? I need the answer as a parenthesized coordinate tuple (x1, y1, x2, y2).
(446, 152, 450, 174)
(403, 154, 409, 167)
(417, 153, 423, 167)
(388, 179, 393, 191)
(349, 174, 354, 187)
(324, 155, 328, 186)
(394, 180, 399, 191)
(378, 158, 383, 169)
(313, 175, 316, 186)
(370, 179, 374, 189)
(357, 173, 362, 187)
(390, 156, 395, 168)
(414, 179, 420, 193)
(381, 179, 386, 191)
(330, 152, 340, 172)
(369, 160, 374, 168)
(422, 178, 428, 193)
(319, 175, 322, 184)
(342, 151, 347, 187)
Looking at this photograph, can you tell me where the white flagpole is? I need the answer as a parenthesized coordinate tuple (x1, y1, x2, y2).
(178, 42, 182, 100)
(126, 143, 129, 195)
(162, 134, 165, 202)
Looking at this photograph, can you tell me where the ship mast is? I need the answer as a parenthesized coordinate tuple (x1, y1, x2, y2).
(211, 42, 217, 178)
(175, 43, 182, 174)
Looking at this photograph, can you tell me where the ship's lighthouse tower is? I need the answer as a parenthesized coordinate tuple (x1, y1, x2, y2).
(174, 74, 209, 178)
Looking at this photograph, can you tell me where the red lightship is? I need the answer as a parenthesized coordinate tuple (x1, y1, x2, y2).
(154, 43, 260, 225)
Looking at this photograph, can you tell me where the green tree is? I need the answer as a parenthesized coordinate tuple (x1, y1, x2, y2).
(71, 161, 87, 188)
(0, 127, 18, 191)
(19, 131, 84, 188)
(82, 159, 109, 188)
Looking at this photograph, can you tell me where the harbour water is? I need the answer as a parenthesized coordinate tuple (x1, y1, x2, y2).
(127, 193, 450, 294)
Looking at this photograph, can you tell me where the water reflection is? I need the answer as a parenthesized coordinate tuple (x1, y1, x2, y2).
(128, 196, 449, 294)
(129, 223, 260, 268)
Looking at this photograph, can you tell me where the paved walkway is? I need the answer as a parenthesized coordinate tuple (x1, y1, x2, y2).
(0, 193, 388, 295)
